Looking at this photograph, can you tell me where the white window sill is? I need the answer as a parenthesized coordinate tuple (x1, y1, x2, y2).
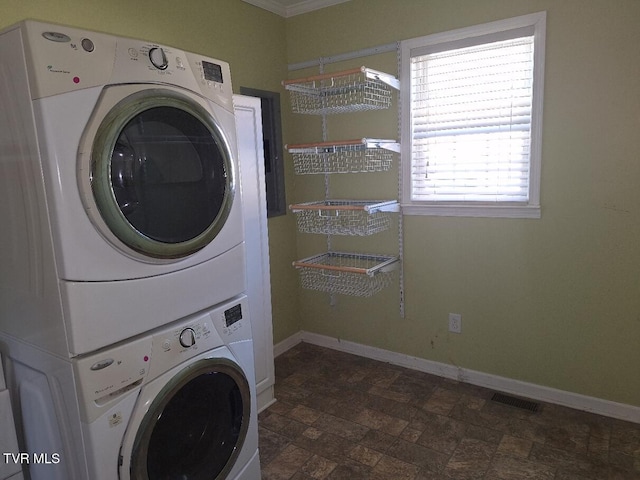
(401, 203, 541, 219)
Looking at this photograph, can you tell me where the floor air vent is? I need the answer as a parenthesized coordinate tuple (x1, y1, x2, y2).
(491, 393, 541, 413)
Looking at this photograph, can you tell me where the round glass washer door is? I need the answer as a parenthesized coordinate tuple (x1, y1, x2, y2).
(91, 89, 235, 259)
(129, 358, 251, 480)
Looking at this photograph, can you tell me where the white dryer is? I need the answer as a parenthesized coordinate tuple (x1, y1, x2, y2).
(0, 295, 260, 480)
(0, 20, 246, 356)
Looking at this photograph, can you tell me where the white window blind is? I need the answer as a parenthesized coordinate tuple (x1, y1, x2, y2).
(410, 35, 534, 203)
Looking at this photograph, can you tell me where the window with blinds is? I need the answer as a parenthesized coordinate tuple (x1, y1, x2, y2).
(401, 13, 546, 218)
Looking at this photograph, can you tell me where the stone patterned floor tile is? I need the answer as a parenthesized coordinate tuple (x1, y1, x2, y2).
(358, 428, 398, 453)
(301, 454, 338, 479)
(484, 454, 556, 479)
(424, 387, 462, 415)
(443, 437, 495, 479)
(289, 405, 323, 425)
(368, 383, 414, 403)
(259, 426, 291, 466)
(386, 437, 449, 472)
(364, 368, 403, 389)
(259, 343, 640, 479)
(262, 444, 314, 480)
(366, 393, 418, 421)
(465, 424, 504, 445)
(587, 432, 610, 461)
(496, 434, 534, 458)
(370, 455, 421, 480)
(294, 431, 358, 464)
(261, 411, 310, 440)
(416, 413, 467, 455)
(352, 407, 410, 436)
(400, 426, 424, 443)
(313, 413, 370, 442)
(348, 444, 384, 467)
(326, 458, 372, 480)
(290, 472, 316, 480)
(458, 394, 487, 411)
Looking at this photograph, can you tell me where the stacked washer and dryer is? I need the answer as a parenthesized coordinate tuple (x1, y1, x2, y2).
(0, 20, 261, 480)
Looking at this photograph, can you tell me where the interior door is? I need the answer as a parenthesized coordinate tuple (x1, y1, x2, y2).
(234, 94, 275, 413)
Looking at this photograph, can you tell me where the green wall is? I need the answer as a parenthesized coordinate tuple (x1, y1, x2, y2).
(285, 0, 640, 408)
(0, 0, 301, 344)
(2, 0, 639, 409)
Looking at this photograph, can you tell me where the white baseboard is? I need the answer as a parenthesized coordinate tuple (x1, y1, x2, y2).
(256, 386, 277, 414)
(274, 331, 640, 424)
(274, 331, 303, 358)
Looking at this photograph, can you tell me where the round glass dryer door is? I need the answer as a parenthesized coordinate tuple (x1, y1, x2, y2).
(91, 89, 235, 259)
(130, 359, 251, 480)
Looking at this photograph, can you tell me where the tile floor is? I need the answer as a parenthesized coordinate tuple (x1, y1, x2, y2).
(258, 342, 640, 479)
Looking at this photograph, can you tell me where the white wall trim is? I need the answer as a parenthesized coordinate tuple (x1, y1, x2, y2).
(400, 12, 546, 219)
(274, 331, 303, 357)
(241, 0, 350, 18)
(401, 203, 541, 219)
(241, 0, 287, 17)
(286, 0, 350, 17)
(274, 331, 640, 424)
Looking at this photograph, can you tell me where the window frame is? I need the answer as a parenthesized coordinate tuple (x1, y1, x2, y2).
(400, 12, 546, 218)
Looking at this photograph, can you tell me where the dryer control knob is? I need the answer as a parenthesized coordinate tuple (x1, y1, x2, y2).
(179, 328, 196, 348)
(149, 47, 168, 70)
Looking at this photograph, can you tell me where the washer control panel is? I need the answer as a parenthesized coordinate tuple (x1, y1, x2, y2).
(74, 335, 152, 422)
(158, 319, 215, 354)
(146, 295, 250, 380)
(214, 301, 251, 340)
(224, 303, 243, 327)
(72, 295, 249, 423)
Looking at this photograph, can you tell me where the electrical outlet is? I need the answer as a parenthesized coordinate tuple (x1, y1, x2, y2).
(448, 313, 462, 333)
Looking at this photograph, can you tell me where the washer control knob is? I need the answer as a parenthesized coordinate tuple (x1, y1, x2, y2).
(148, 47, 168, 70)
(179, 328, 196, 348)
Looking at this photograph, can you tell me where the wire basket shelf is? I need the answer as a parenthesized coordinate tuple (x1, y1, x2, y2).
(290, 200, 399, 236)
(287, 138, 399, 175)
(283, 67, 400, 115)
(293, 252, 399, 297)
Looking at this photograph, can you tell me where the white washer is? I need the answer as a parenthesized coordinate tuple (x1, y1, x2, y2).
(0, 295, 260, 480)
(0, 357, 23, 480)
(0, 20, 246, 356)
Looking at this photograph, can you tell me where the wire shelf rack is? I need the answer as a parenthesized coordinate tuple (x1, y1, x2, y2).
(293, 252, 399, 297)
(283, 66, 400, 115)
(290, 200, 399, 236)
(286, 138, 399, 175)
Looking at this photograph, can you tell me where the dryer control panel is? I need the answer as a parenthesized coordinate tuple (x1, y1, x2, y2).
(18, 20, 234, 111)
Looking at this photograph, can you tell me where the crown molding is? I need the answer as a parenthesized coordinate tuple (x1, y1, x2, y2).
(242, 0, 350, 18)
(242, 0, 286, 17)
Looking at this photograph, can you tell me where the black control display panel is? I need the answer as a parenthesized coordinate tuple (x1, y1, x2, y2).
(202, 61, 223, 83)
(224, 304, 242, 327)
